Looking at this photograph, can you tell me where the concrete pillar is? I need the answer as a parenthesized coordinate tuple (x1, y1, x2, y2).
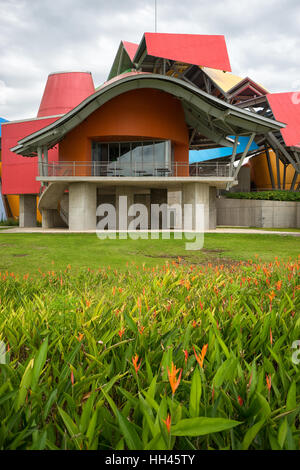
(209, 186, 217, 229)
(19, 195, 37, 227)
(150, 188, 168, 229)
(182, 182, 210, 231)
(69, 183, 97, 231)
(42, 209, 55, 228)
(116, 186, 135, 230)
(167, 186, 183, 229)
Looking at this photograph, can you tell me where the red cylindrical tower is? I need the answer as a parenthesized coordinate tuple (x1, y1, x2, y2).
(37, 71, 95, 118)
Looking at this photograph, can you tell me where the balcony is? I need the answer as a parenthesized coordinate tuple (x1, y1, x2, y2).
(40, 161, 231, 178)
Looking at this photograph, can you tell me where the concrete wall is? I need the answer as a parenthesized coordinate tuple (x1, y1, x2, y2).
(217, 197, 300, 228)
(19, 194, 37, 227)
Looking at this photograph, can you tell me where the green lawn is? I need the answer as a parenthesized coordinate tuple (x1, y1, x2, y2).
(0, 232, 299, 275)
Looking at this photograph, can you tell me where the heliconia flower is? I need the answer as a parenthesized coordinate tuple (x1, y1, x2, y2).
(138, 326, 145, 335)
(70, 367, 74, 385)
(118, 327, 125, 339)
(163, 413, 171, 434)
(238, 395, 244, 406)
(132, 354, 142, 374)
(183, 349, 188, 364)
(193, 344, 208, 368)
(167, 362, 182, 396)
(86, 299, 91, 308)
(270, 328, 273, 346)
(266, 374, 272, 391)
(276, 280, 282, 291)
(77, 332, 84, 342)
(268, 291, 275, 302)
(112, 286, 116, 296)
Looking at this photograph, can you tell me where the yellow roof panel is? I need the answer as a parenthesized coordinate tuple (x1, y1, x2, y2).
(202, 67, 243, 93)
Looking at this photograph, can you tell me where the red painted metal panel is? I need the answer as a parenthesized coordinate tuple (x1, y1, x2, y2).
(267, 92, 300, 147)
(37, 72, 95, 118)
(1, 117, 59, 194)
(144, 33, 231, 72)
(122, 41, 139, 62)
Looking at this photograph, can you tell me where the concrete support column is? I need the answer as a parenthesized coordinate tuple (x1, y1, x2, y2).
(182, 182, 210, 231)
(42, 209, 55, 228)
(19, 194, 37, 227)
(209, 186, 217, 230)
(167, 185, 183, 229)
(116, 186, 135, 230)
(69, 183, 97, 231)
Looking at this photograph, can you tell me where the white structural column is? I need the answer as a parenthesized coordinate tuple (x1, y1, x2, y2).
(182, 182, 210, 231)
(209, 186, 217, 230)
(115, 186, 135, 230)
(19, 194, 37, 227)
(167, 185, 183, 230)
(69, 183, 97, 231)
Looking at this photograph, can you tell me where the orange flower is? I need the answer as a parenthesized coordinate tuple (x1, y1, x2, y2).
(270, 328, 273, 346)
(167, 362, 182, 396)
(238, 395, 244, 406)
(268, 291, 276, 303)
(193, 344, 208, 368)
(132, 354, 142, 374)
(118, 328, 125, 339)
(70, 367, 74, 385)
(266, 374, 272, 391)
(276, 280, 282, 291)
(77, 332, 84, 342)
(183, 349, 188, 364)
(163, 413, 171, 434)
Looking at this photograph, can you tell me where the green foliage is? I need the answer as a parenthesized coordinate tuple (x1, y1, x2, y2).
(0, 257, 299, 450)
(225, 190, 300, 202)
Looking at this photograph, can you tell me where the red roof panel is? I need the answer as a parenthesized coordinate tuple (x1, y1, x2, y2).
(144, 33, 231, 72)
(122, 41, 139, 62)
(267, 92, 300, 147)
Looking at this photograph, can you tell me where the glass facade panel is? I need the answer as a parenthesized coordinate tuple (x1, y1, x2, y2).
(92, 140, 171, 176)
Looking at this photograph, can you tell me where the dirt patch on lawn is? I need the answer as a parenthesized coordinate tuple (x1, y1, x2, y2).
(12, 254, 29, 258)
(139, 251, 240, 268)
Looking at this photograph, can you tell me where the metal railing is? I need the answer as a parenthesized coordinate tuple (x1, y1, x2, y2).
(40, 161, 231, 178)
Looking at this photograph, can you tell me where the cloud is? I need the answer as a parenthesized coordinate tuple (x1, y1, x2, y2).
(0, 0, 299, 120)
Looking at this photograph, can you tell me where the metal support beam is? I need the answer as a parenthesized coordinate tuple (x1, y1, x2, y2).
(282, 164, 287, 190)
(267, 132, 298, 170)
(135, 49, 147, 70)
(275, 150, 281, 189)
(232, 133, 256, 180)
(290, 170, 298, 191)
(226, 136, 239, 190)
(265, 145, 275, 190)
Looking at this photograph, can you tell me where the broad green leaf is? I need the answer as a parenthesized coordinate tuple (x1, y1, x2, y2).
(171, 417, 241, 436)
(189, 367, 201, 418)
(242, 419, 265, 450)
(58, 406, 81, 450)
(32, 337, 48, 391)
(115, 408, 143, 450)
(286, 381, 296, 411)
(278, 418, 288, 449)
(15, 358, 34, 411)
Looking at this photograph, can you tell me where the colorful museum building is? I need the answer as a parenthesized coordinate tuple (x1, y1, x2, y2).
(1, 32, 299, 230)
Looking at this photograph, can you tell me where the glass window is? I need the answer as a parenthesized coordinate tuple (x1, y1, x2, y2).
(92, 140, 171, 176)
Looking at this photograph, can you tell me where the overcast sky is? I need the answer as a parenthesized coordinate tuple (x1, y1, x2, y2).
(0, 0, 300, 120)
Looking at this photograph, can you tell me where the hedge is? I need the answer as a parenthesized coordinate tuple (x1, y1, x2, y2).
(225, 191, 300, 202)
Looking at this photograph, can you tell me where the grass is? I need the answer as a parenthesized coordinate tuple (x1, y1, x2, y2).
(0, 257, 299, 450)
(0, 232, 299, 275)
